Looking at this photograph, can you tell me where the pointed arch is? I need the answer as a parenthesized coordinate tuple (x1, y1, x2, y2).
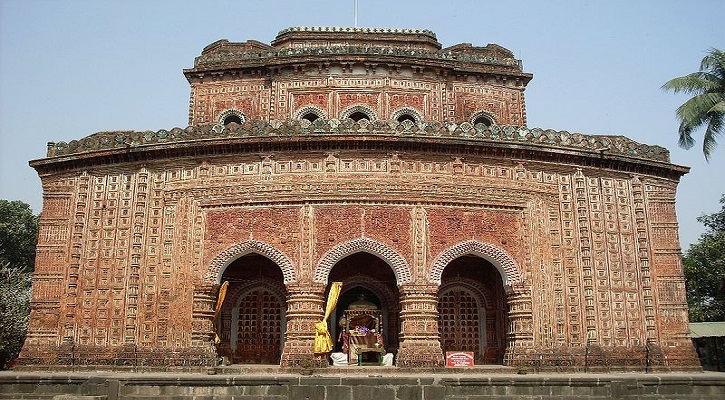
(206, 240, 297, 284)
(226, 278, 288, 311)
(313, 238, 412, 285)
(391, 107, 423, 124)
(340, 104, 378, 121)
(429, 240, 522, 287)
(337, 274, 400, 319)
(218, 109, 247, 125)
(295, 105, 328, 122)
(439, 276, 494, 310)
(470, 110, 496, 127)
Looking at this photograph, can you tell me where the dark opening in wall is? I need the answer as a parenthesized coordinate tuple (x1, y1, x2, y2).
(223, 115, 243, 125)
(473, 116, 493, 127)
(396, 114, 416, 123)
(302, 113, 320, 122)
(349, 111, 370, 122)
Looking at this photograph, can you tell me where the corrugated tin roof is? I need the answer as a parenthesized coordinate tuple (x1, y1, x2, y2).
(690, 322, 725, 338)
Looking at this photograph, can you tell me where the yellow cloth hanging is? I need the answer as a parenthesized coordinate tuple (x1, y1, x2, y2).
(213, 281, 229, 344)
(314, 281, 343, 354)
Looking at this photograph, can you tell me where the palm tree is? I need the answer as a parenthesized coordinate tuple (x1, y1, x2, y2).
(662, 48, 725, 160)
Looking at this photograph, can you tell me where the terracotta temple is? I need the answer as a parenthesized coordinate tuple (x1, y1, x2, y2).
(20, 27, 699, 371)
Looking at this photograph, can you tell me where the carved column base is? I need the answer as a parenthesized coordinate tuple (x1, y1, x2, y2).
(395, 285, 444, 367)
(503, 284, 534, 367)
(185, 282, 218, 367)
(191, 282, 216, 347)
(280, 284, 326, 368)
(396, 340, 444, 368)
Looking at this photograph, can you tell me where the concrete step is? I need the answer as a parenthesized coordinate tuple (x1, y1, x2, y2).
(0, 396, 107, 400)
(323, 365, 519, 375)
(120, 397, 285, 400)
(214, 364, 284, 375)
(214, 364, 519, 375)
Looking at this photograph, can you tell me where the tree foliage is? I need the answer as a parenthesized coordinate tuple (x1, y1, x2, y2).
(683, 195, 725, 322)
(0, 199, 37, 369)
(662, 48, 725, 160)
(0, 200, 39, 272)
(0, 261, 31, 369)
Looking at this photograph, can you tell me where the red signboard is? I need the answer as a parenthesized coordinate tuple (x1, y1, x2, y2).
(445, 351, 475, 367)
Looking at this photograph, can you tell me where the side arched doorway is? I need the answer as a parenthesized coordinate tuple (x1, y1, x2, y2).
(325, 252, 401, 356)
(216, 253, 287, 364)
(438, 255, 508, 364)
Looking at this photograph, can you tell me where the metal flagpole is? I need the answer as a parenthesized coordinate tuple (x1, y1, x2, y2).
(354, 0, 358, 28)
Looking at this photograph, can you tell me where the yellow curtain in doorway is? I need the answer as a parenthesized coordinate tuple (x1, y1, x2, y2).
(213, 281, 229, 344)
(314, 281, 343, 354)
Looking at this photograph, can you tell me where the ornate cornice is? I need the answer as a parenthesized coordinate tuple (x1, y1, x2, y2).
(39, 120, 675, 164)
(189, 45, 524, 71)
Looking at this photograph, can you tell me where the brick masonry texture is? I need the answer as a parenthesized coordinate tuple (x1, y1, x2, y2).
(21, 26, 698, 371)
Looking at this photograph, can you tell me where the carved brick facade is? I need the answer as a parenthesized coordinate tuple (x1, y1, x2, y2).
(21, 27, 698, 371)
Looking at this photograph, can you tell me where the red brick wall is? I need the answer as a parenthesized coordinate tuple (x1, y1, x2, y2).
(427, 208, 522, 264)
(204, 206, 302, 268)
(313, 205, 411, 266)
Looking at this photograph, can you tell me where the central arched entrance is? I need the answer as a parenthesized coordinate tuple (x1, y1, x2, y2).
(216, 253, 287, 364)
(326, 252, 401, 357)
(438, 255, 508, 364)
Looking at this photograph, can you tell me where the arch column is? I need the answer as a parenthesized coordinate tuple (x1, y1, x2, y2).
(190, 281, 218, 367)
(280, 283, 326, 367)
(503, 283, 535, 366)
(395, 284, 444, 367)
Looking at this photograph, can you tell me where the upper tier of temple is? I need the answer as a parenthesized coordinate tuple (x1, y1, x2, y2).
(34, 26, 685, 176)
(186, 26, 529, 77)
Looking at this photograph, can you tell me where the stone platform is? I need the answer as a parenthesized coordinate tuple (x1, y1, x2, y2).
(0, 366, 725, 400)
(1, 368, 724, 400)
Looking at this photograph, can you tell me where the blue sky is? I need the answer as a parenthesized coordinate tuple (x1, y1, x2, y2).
(1, 0, 723, 249)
